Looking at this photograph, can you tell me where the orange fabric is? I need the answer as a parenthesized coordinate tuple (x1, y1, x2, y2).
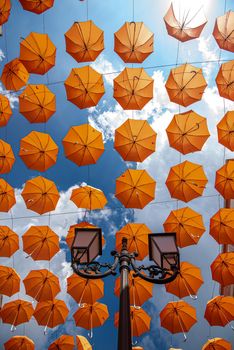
(19, 131, 58, 171)
(76, 335, 92, 350)
(73, 302, 109, 330)
(215, 159, 234, 199)
(0, 0, 11, 25)
(23, 269, 60, 301)
(63, 124, 104, 166)
(19, 0, 54, 14)
(4, 336, 35, 350)
(210, 208, 234, 244)
(217, 111, 234, 151)
(0, 178, 16, 212)
(166, 161, 208, 202)
(0, 266, 20, 297)
(163, 207, 205, 248)
(65, 20, 104, 63)
(21, 176, 60, 214)
(64, 66, 105, 109)
(0, 299, 34, 327)
(114, 119, 156, 162)
(0, 94, 12, 127)
(19, 84, 56, 123)
(216, 60, 234, 101)
(48, 335, 74, 350)
(213, 11, 234, 52)
(114, 68, 153, 110)
(114, 22, 154, 63)
(1, 58, 29, 91)
(165, 64, 207, 107)
(202, 338, 232, 350)
(70, 185, 107, 210)
(211, 252, 234, 287)
(34, 299, 69, 328)
(166, 110, 210, 154)
(22, 225, 59, 260)
(204, 296, 234, 327)
(0, 139, 15, 174)
(66, 222, 105, 248)
(0, 226, 19, 257)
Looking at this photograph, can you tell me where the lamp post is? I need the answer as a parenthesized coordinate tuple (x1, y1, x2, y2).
(71, 227, 180, 350)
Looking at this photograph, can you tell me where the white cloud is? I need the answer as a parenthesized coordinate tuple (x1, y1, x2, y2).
(91, 54, 123, 86)
(198, 36, 219, 82)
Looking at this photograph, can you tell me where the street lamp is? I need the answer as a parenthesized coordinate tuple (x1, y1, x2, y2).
(71, 227, 180, 350)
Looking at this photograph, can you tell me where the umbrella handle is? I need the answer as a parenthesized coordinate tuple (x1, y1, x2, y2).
(177, 314, 187, 342)
(43, 308, 53, 335)
(10, 325, 16, 332)
(182, 277, 198, 300)
(132, 339, 138, 346)
(88, 313, 93, 338)
(132, 284, 141, 309)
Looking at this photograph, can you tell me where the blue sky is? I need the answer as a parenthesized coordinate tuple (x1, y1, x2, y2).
(0, 0, 234, 349)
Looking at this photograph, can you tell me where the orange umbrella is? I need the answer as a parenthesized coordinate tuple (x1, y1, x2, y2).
(204, 296, 234, 327)
(67, 273, 104, 306)
(0, 94, 12, 127)
(65, 20, 104, 63)
(165, 262, 204, 299)
(132, 348, 144, 350)
(213, 11, 234, 52)
(160, 301, 197, 340)
(22, 226, 59, 260)
(166, 110, 210, 154)
(166, 161, 208, 202)
(19, 131, 58, 171)
(20, 32, 56, 75)
(114, 22, 154, 63)
(211, 252, 234, 287)
(115, 169, 156, 208)
(1, 58, 29, 91)
(0, 178, 16, 212)
(202, 338, 232, 350)
(21, 176, 60, 214)
(114, 270, 153, 307)
(0, 299, 34, 330)
(217, 111, 234, 151)
(114, 119, 157, 162)
(48, 335, 74, 350)
(115, 223, 152, 261)
(0, 139, 15, 174)
(0, 226, 19, 257)
(0, 266, 20, 297)
(19, 0, 54, 14)
(23, 269, 60, 301)
(64, 66, 105, 109)
(216, 60, 234, 101)
(163, 207, 205, 248)
(210, 208, 234, 244)
(76, 335, 92, 350)
(164, 3, 207, 42)
(165, 64, 207, 107)
(114, 68, 153, 110)
(215, 160, 234, 199)
(0, 0, 11, 25)
(4, 336, 35, 350)
(62, 124, 104, 166)
(71, 185, 107, 210)
(19, 84, 56, 123)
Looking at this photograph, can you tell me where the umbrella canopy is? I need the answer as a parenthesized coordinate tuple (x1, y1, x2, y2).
(19, 84, 56, 123)
(114, 21, 154, 63)
(48, 335, 74, 350)
(0, 178, 16, 212)
(202, 338, 232, 350)
(0, 94, 12, 127)
(166, 161, 208, 202)
(34, 299, 69, 331)
(67, 273, 104, 305)
(166, 110, 210, 154)
(19, 131, 58, 171)
(62, 124, 104, 166)
(115, 223, 151, 261)
(0, 139, 15, 174)
(1, 58, 29, 91)
(64, 66, 105, 109)
(21, 176, 60, 214)
(66, 221, 106, 248)
(210, 208, 234, 244)
(0, 266, 20, 297)
(204, 296, 234, 327)
(114, 67, 153, 110)
(114, 119, 157, 162)
(65, 20, 104, 63)
(165, 64, 207, 107)
(0, 226, 19, 257)
(20, 32, 56, 75)
(213, 11, 234, 52)
(4, 336, 35, 350)
(163, 206, 205, 248)
(217, 111, 234, 151)
(19, 0, 54, 14)
(164, 3, 207, 42)
(0, 299, 34, 329)
(115, 169, 156, 208)
(165, 262, 204, 299)
(76, 335, 92, 350)
(70, 185, 107, 210)
(22, 226, 59, 261)
(23, 269, 61, 301)
(114, 270, 153, 307)
(216, 60, 234, 101)
(211, 252, 234, 287)
(0, 0, 11, 25)
(215, 160, 234, 199)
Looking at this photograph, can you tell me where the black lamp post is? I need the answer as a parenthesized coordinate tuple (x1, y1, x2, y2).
(71, 227, 180, 350)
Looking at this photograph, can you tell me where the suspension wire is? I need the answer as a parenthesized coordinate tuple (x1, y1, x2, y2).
(87, 0, 89, 20)
(132, 0, 135, 22)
